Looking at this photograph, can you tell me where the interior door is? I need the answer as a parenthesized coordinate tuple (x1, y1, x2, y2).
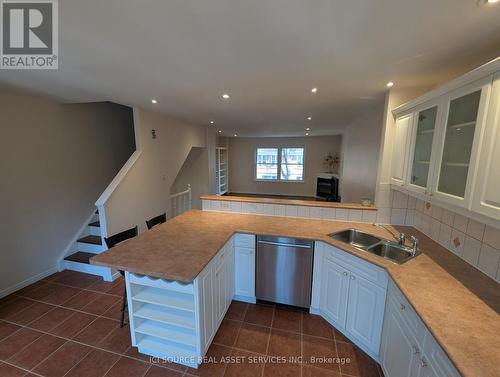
(406, 102, 442, 195)
(432, 76, 492, 208)
(319, 258, 349, 329)
(391, 114, 413, 187)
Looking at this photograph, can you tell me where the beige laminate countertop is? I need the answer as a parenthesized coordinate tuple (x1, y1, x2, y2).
(90, 210, 500, 377)
(200, 194, 377, 210)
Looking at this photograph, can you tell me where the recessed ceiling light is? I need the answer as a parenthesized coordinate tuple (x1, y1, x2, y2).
(233, 133, 238, 137)
(210, 120, 215, 124)
(487, 0, 499, 3)
(307, 116, 312, 120)
(306, 127, 311, 131)
(305, 133, 310, 136)
(222, 93, 230, 99)
(151, 99, 158, 104)
(218, 130, 222, 133)
(311, 87, 318, 93)
(386, 82, 394, 88)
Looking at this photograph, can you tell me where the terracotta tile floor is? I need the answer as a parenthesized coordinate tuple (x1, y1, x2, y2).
(0, 270, 384, 377)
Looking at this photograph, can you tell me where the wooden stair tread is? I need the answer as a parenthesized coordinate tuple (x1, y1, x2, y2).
(77, 235, 102, 245)
(89, 221, 100, 227)
(64, 251, 95, 264)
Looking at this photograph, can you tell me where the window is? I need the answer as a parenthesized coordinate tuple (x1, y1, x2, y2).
(256, 148, 278, 180)
(255, 147, 304, 181)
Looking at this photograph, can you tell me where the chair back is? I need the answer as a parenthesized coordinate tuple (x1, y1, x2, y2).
(104, 226, 138, 248)
(146, 212, 167, 230)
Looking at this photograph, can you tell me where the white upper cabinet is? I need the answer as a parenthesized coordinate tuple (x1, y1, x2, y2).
(405, 101, 443, 195)
(432, 76, 492, 208)
(391, 114, 413, 187)
(472, 72, 500, 219)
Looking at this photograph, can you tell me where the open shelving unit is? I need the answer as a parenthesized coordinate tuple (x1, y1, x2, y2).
(216, 147, 228, 195)
(125, 272, 199, 367)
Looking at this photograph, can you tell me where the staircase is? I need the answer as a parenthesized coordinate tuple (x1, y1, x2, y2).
(62, 209, 114, 281)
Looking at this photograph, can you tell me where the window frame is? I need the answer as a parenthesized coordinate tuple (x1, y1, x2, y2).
(254, 146, 305, 183)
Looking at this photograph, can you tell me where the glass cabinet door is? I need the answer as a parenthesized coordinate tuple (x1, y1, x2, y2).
(437, 90, 482, 198)
(410, 106, 438, 189)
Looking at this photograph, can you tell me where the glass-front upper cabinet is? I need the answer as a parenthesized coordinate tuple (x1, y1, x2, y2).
(433, 76, 492, 207)
(407, 104, 440, 194)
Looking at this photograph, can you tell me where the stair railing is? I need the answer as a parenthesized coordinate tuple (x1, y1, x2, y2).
(170, 184, 192, 218)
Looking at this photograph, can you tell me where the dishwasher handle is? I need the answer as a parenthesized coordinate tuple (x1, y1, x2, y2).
(257, 240, 312, 249)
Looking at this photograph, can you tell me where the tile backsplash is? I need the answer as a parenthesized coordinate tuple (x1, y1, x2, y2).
(377, 185, 500, 283)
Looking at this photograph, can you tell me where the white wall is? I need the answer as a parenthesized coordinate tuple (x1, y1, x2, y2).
(228, 135, 342, 197)
(0, 89, 135, 295)
(341, 103, 385, 203)
(171, 147, 209, 210)
(103, 108, 207, 236)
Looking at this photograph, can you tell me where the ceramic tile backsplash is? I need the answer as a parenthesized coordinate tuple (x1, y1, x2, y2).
(384, 187, 500, 282)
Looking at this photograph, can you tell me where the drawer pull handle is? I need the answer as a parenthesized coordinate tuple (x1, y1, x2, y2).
(420, 358, 427, 368)
(343, 272, 348, 276)
(350, 275, 355, 280)
(400, 303, 406, 311)
(413, 346, 420, 355)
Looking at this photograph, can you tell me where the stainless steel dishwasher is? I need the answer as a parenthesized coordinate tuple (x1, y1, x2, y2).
(256, 235, 314, 308)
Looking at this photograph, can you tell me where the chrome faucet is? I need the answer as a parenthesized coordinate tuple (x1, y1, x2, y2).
(410, 236, 419, 256)
(374, 223, 406, 246)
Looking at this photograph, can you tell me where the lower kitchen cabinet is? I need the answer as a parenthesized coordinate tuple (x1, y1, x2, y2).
(381, 280, 461, 377)
(315, 242, 388, 360)
(234, 233, 256, 303)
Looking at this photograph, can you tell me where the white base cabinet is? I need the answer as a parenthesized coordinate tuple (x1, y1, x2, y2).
(125, 237, 234, 368)
(313, 242, 388, 360)
(233, 233, 256, 303)
(381, 280, 461, 377)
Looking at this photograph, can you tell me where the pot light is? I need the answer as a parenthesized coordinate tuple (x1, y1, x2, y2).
(306, 127, 311, 131)
(233, 133, 238, 137)
(210, 120, 215, 124)
(311, 87, 318, 93)
(222, 93, 230, 99)
(307, 116, 312, 120)
(306, 133, 310, 136)
(218, 130, 222, 133)
(151, 99, 158, 104)
(386, 82, 394, 88)
(487, 0, 499, 3)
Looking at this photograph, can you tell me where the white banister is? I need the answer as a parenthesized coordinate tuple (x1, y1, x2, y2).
(170, 184, 192, 217)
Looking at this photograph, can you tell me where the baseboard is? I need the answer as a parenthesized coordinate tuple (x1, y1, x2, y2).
(233, 294, 257, 304)
(309, 307, 321, 315)
(0, 265, 59, 299)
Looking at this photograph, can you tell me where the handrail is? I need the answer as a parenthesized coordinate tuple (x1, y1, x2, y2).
(170, 184, 192, 218)
(95, 150, 142, 206)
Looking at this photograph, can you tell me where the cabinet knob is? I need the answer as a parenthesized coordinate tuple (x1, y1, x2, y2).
(413, 346, 420, 355)
(400, 303, 406, 311)
(350, 275, 356, 280)
(343, 272, 348, 276)
(420, 358, 427, 368)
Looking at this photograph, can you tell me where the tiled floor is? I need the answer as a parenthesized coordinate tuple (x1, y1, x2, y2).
(0, 270, 383, 377)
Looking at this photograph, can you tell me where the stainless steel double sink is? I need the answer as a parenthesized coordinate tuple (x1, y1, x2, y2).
(328, 229, 418, 264)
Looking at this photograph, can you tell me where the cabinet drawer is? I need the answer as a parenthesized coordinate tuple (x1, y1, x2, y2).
(322, 243, 388, 289)
(235, 233, 255, 248)
(387, 280, 427, 346)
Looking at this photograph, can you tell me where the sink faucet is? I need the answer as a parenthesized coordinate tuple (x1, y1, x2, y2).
(410, 236, 418, 256)
(374, 223, 406, 246)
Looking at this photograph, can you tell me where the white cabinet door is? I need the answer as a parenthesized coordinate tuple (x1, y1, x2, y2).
(346, 272, 387, 354)
(319, 258, 350, 329)
(198, 263, 215, 354)
(381, 296, 419, 377)
(234, 246, 255, 300)
(432, 76, 492, 208)
(406, 101, 442, 196)
(214, 260, 227, 327)
(391, 114, 413, 187)
(472, 72, 500, 220)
